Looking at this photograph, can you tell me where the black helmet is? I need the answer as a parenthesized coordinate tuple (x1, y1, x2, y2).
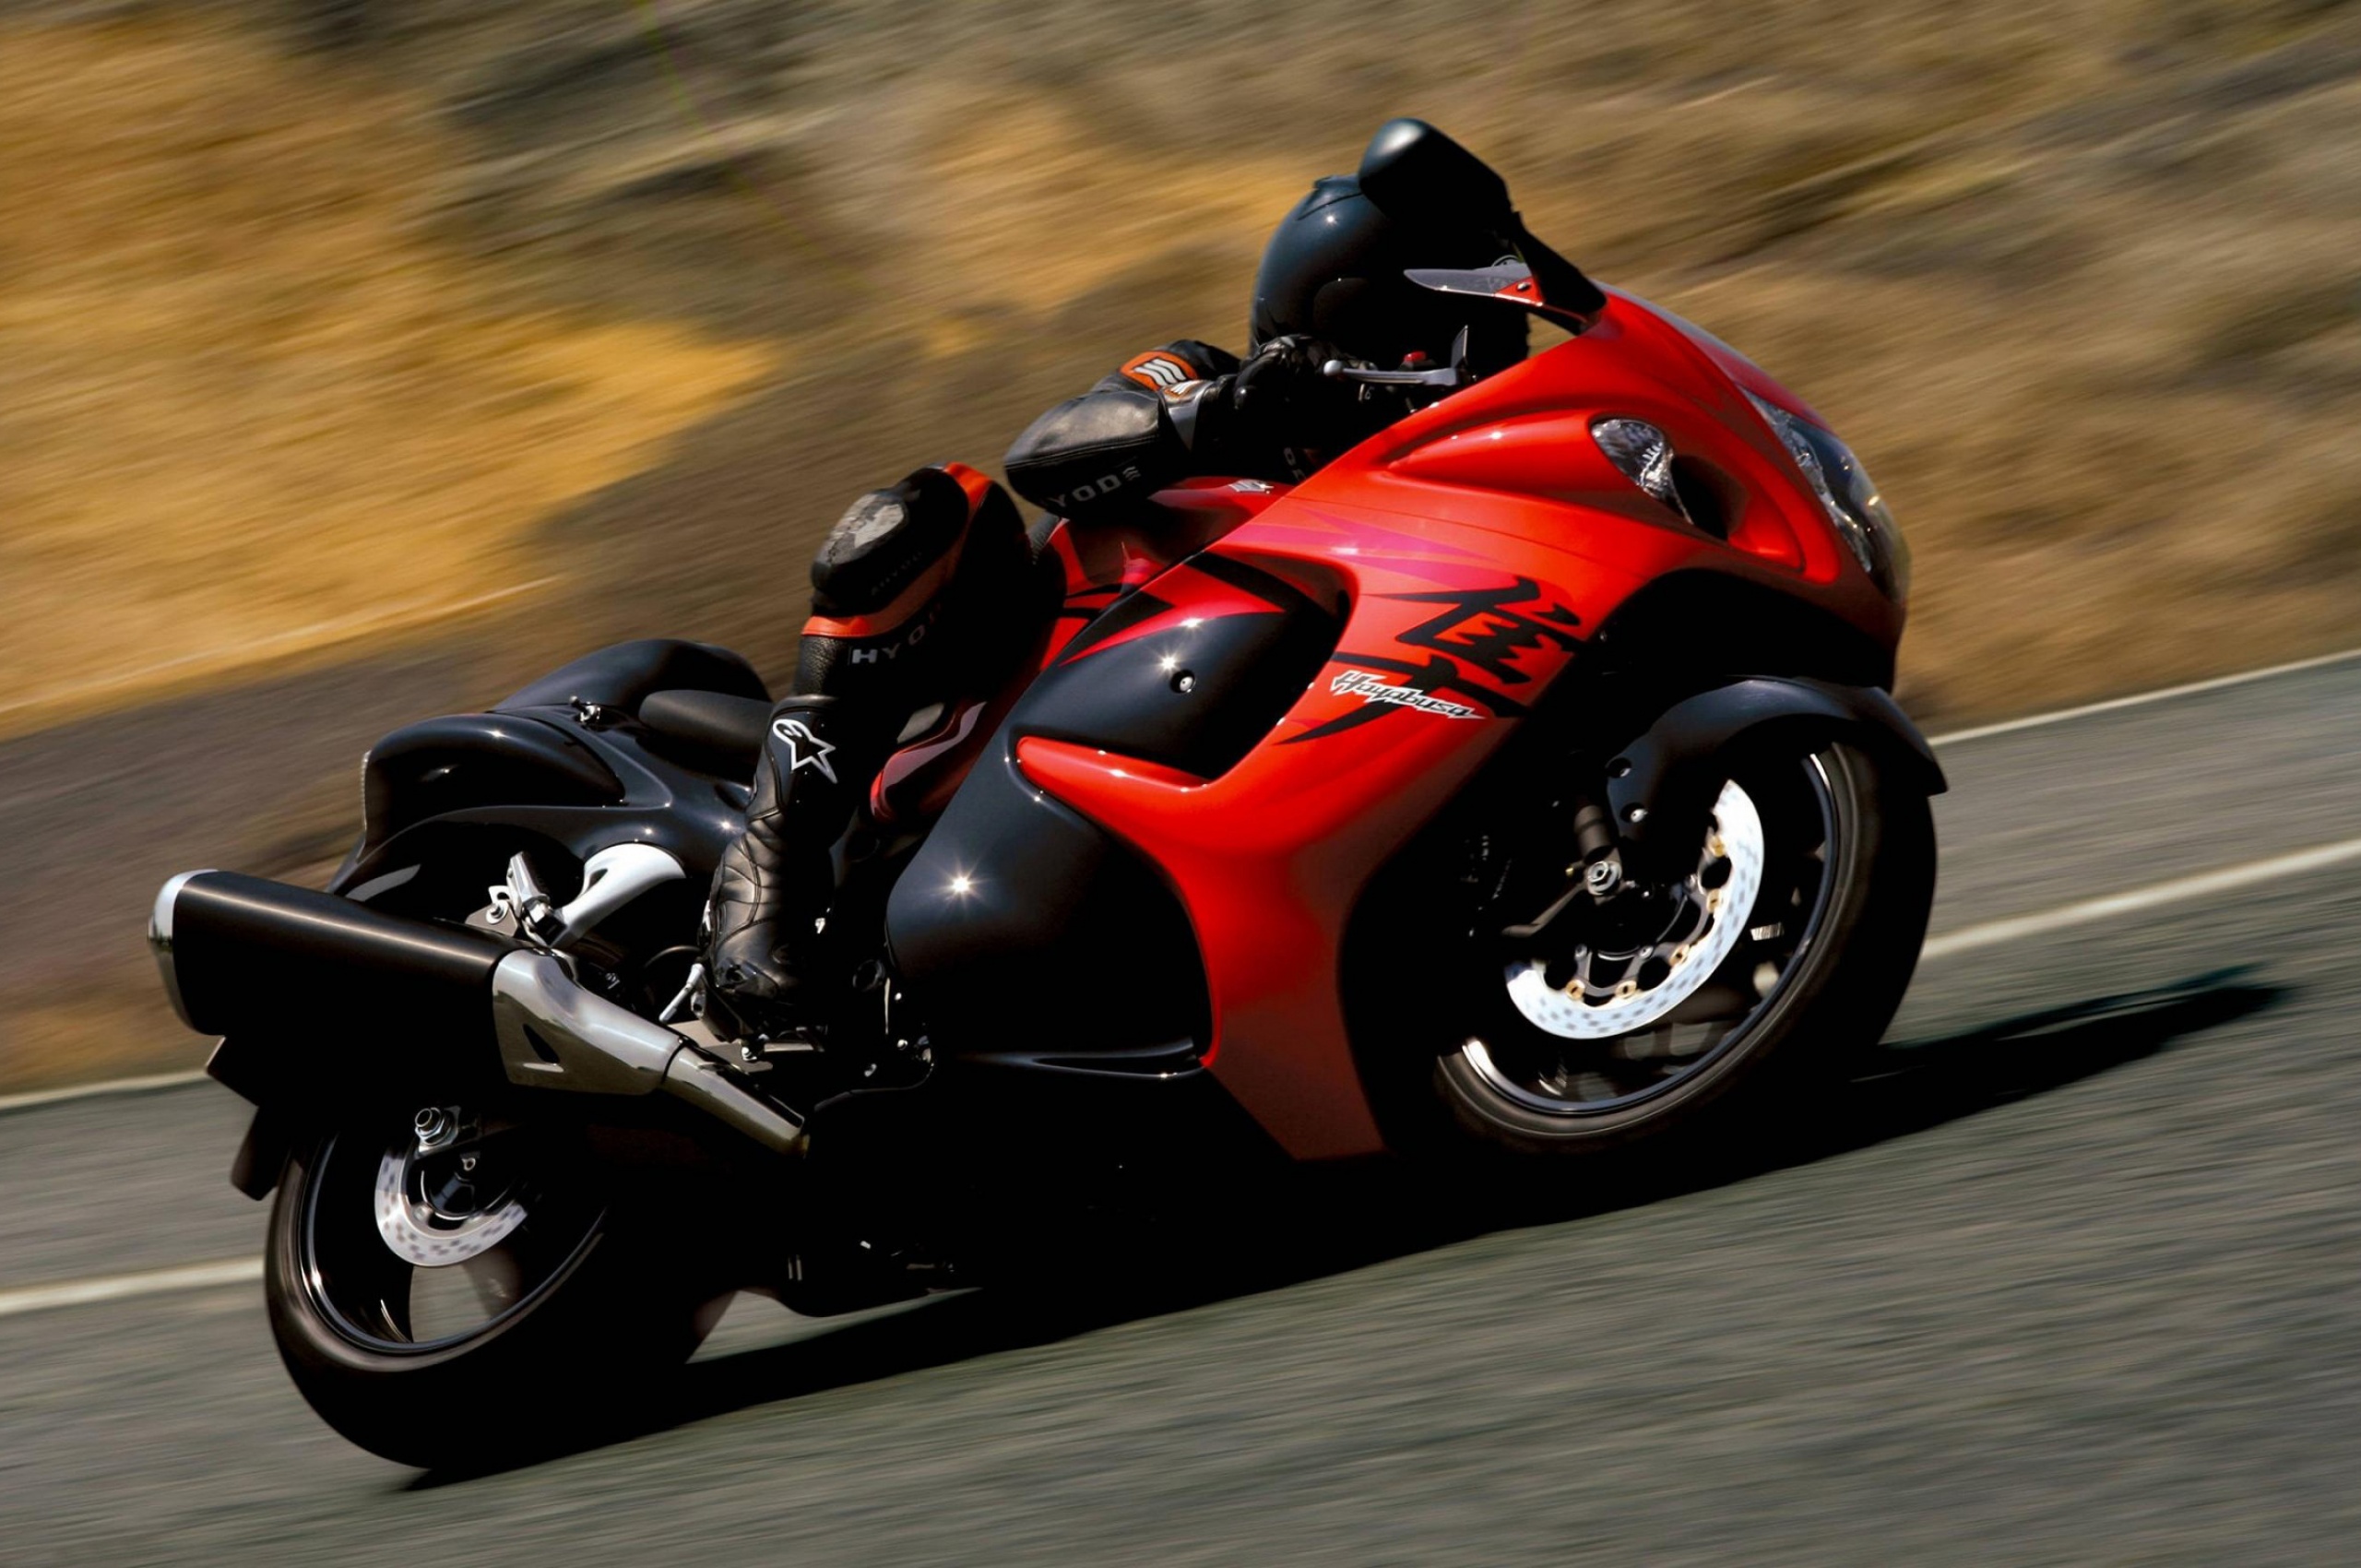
(1249, 124, 1530, 377)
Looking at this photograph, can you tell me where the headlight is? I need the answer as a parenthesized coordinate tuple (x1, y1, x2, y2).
(1745, 391, 1910, 600)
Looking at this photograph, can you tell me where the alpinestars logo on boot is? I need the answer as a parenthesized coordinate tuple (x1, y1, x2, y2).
(771, 717, 838, 783)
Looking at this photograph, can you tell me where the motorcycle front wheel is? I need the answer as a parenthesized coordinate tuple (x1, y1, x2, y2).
(265, 1106, 717, 1468)
(1401, 739, 1935, 1161)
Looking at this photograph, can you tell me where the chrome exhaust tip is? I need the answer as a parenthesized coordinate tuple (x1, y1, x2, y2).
(148, 869, 217, 1031)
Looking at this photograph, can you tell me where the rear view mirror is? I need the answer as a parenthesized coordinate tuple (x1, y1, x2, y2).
(1404, 264, 1596, 333)
(1357, 118, 1514, 232)
(1361, 118, 1608, 327)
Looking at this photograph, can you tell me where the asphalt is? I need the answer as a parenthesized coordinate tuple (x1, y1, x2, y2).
(2, 657, 2357, 1565)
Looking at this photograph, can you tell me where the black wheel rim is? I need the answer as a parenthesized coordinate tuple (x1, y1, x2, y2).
(1454, 751, 1844, 1117)
(297, 1112, 606, 1355)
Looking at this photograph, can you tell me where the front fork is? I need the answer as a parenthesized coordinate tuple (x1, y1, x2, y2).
(1499, 791, 1622, 944)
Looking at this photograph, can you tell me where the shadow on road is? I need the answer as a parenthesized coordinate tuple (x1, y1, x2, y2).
(1796, 968, 2280, 1165)
(409, 968, 2282, 1487)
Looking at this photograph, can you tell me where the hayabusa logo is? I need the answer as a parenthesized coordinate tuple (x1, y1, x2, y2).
(1286, 653, 1517, 742)
(1329, 669, 1480, 719)
(1284, 575, 1579, 744)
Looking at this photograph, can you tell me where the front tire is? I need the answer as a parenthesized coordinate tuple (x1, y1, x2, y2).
(266, 1111, 715, 1468)
(1404, 740, 1935, 1162)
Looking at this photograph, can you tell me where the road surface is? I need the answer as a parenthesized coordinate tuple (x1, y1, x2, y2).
(3, 655, 2356, 1564)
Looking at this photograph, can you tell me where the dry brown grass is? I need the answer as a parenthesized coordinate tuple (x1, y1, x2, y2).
(0, 17, 776, 737)
(14, 2, 2361, 729)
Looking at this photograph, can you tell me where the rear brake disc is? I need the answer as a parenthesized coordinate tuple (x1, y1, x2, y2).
(373, 1137, 529, 1267)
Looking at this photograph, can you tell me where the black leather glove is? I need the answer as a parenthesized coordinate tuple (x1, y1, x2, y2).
(1232, 334, 1359, 416)
(1229, 335, 1380, 470)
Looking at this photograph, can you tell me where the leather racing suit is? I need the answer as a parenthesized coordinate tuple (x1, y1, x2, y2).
(698, 333, 1394, 1041)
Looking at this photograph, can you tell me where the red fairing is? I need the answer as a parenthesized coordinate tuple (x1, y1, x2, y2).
(1016, 511, 1596, 1158)
(1022, 292, 1903, 1159)
(1036, 479, 1289, 667)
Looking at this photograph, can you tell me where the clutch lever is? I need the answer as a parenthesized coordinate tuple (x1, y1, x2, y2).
(1323, 360, 1469, 388)
(1322, 326, 1476, 390)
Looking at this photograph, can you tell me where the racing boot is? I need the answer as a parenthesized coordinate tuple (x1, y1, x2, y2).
(700, 695, 860, 1043)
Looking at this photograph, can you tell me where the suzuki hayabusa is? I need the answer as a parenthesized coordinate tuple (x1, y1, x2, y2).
(148, 124, 1941, 1465)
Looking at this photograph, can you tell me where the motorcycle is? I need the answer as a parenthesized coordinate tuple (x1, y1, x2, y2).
(148, 121, 1941, 1466)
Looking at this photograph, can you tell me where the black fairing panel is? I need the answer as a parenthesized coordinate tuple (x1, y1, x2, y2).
(361, 712, 622, 849)
(335, 710, 749, 898)
(886, 746, 1205, 1061)
(886, 555, 1337, 1063)
(333, 638, 773, 897)
(1025, 570, 1338, 779)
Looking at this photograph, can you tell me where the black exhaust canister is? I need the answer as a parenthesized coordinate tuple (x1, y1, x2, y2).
(150, 870, 505, 1049)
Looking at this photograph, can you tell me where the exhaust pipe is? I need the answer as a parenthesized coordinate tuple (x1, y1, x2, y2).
(488, 950, 803, 1158)
(149, 871, 801, 1157)
(151, 869, 507, 1043)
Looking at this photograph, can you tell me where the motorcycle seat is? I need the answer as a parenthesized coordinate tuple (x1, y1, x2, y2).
(637, 688, 769, 774)
(500, 637, 770, 715)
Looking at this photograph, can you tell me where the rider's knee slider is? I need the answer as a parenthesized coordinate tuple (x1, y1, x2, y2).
(797, 464, 1029, 701)
(808, 466, 971, 622)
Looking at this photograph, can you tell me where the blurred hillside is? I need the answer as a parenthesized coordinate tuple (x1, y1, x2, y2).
(4, 0, 2361, 1086)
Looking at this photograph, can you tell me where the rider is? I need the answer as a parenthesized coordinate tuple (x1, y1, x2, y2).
(698, 121, 1533, 1043)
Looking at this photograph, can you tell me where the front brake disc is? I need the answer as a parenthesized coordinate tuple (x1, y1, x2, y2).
(1501, 778, 1765, 1039)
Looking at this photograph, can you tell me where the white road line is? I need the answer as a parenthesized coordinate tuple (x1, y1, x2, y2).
(1920, 836, 2361, 960)
(1929, 646, 2361, 746)
(0, 1070, 211, 1116)
(0, 1258, 261, 1320)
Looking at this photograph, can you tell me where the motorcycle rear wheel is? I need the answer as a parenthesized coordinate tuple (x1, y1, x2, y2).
(1420, 739, 1934, 1160)
(265, 1110, 716, 1469)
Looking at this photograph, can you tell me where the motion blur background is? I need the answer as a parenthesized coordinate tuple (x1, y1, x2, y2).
(4, 0, 2358, 1089)
(7, 6, 2361, 1558)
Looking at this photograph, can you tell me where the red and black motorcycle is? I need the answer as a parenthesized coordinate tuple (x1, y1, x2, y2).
(148, 123, 1940, 1466)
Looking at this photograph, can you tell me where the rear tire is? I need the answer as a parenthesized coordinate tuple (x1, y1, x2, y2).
(266, 1115, 717, 1469)
(1400, 740, 1935, 1162)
